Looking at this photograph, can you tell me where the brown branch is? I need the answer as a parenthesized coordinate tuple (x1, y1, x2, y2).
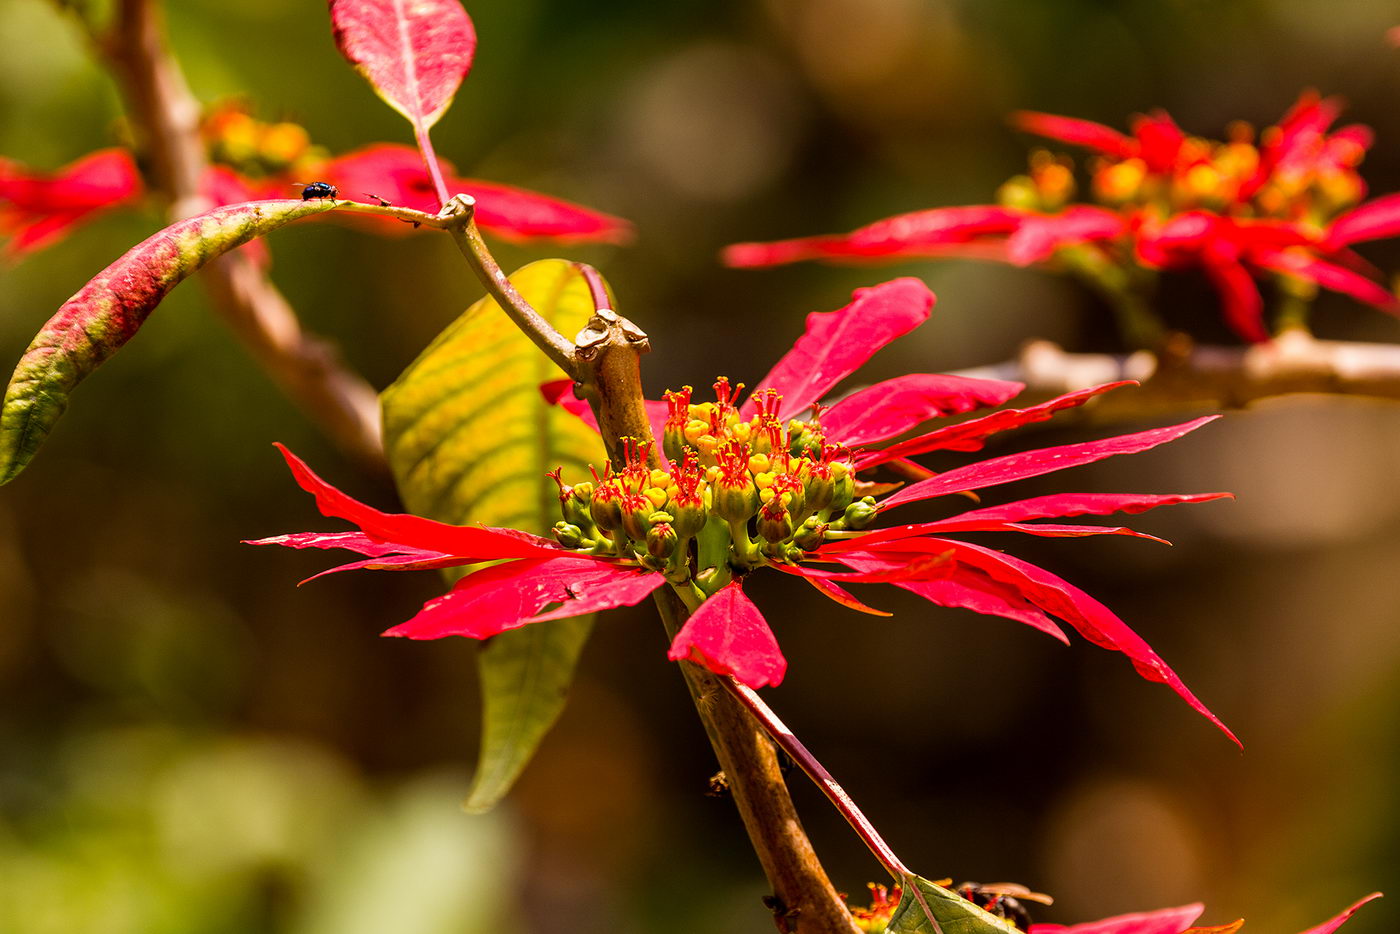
(99, 0, 384, 466)
(954, 331, 1400, 419)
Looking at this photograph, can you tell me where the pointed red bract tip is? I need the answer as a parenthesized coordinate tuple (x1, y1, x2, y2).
(667, 582, 787, 689)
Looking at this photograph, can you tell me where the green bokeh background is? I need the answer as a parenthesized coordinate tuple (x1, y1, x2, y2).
(1, 1, 1398, 931)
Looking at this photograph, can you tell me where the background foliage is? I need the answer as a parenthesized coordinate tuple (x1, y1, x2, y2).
(0, 0, 1397, 931)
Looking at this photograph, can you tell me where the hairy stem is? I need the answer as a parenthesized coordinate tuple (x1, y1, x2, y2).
(100, 0, 384, 466)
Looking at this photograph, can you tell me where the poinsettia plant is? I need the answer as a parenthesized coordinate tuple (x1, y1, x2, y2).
(0, 1, 1385, 932)
(724, 93, 1400, 348)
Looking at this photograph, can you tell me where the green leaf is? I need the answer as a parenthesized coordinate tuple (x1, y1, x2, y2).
(887, 875, 1026, 934)
(381, 259, 606, 813)
(0, 199, 338, 485)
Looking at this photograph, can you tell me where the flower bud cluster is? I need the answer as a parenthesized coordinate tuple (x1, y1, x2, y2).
(551, 379, 866, 590)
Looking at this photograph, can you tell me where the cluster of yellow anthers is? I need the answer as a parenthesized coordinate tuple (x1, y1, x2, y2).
(548, 379, 878, 595)
(999, 125, 1366, 221)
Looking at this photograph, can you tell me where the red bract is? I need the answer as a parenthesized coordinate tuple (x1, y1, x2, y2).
(258, 278, 1237, 745)
(322, 144, 633, 243)
(724, 92, 1400, 344)
(1027, 893, 1380, 934)
(0, 149, 142, 258)
(0, 108, 631, 258)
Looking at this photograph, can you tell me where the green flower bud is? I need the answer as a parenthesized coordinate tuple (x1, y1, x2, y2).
(562, 481, 594, 528)
(552, 522, 587, 549)
(841, 497, 879, 530)
(792, 516, 827, 550)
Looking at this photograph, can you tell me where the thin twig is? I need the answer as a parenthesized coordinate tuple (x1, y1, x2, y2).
(100, 0, 385, 466)
(721, 677, 910, 879)
(440, 196, 581, 380)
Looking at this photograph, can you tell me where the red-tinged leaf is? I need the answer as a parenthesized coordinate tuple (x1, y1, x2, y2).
(453, 177, 633, 244)
(1297, 894, 1383, 934)
(1011, 111, 1138, 159)
(1006, 206, 1127, 265)
(1251, 248, 1400, 312)
(385, 557, 640, 640)
(1201, 246, 1269, 343)
(856, 381, 1135, 471)
(329, 0, 476, 131)
(821, 373, 1025, 447)
(667, 582, 787, 688)
(870, 537, 1238, 743)
(0, 149, 143, 258)
(1028, 903, 1205, 934)
(833, 550, 1068, 643)
(878, 416, 1219, 511)
(0, 199, 340, 484)
(1325, 193, 1400, 248)
(743, 278, 935, 420)
(1178, 923, 1243, 934)
(271, 443, 584, 561)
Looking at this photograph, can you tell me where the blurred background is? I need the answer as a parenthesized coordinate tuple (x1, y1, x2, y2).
(1, 0, 1399, 931)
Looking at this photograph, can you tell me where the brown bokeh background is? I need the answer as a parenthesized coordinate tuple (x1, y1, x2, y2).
(1, 1, 1398, 931)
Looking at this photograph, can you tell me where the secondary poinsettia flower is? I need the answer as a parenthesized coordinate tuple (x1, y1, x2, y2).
(256, 278, 1237, 744)
(0, 102, 630, 259)
(1025, 892, 1380, 934)
(724, 92, 1400, 344)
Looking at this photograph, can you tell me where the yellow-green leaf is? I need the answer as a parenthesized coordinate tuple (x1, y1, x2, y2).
(887, 874, 1026, 934)
(381, 259, 605, 813)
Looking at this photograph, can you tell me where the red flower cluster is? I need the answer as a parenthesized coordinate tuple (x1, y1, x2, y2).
(724, 93, 1400, 344)
(252, 278, 1239, 744)
(0, 101, 629, 261)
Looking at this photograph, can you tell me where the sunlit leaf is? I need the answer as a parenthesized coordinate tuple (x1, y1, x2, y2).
(330, 0, 476, 132)
(381, 259, 607, 813)
(0, 199, 338, 485)
(888, 874, 1026, 934)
